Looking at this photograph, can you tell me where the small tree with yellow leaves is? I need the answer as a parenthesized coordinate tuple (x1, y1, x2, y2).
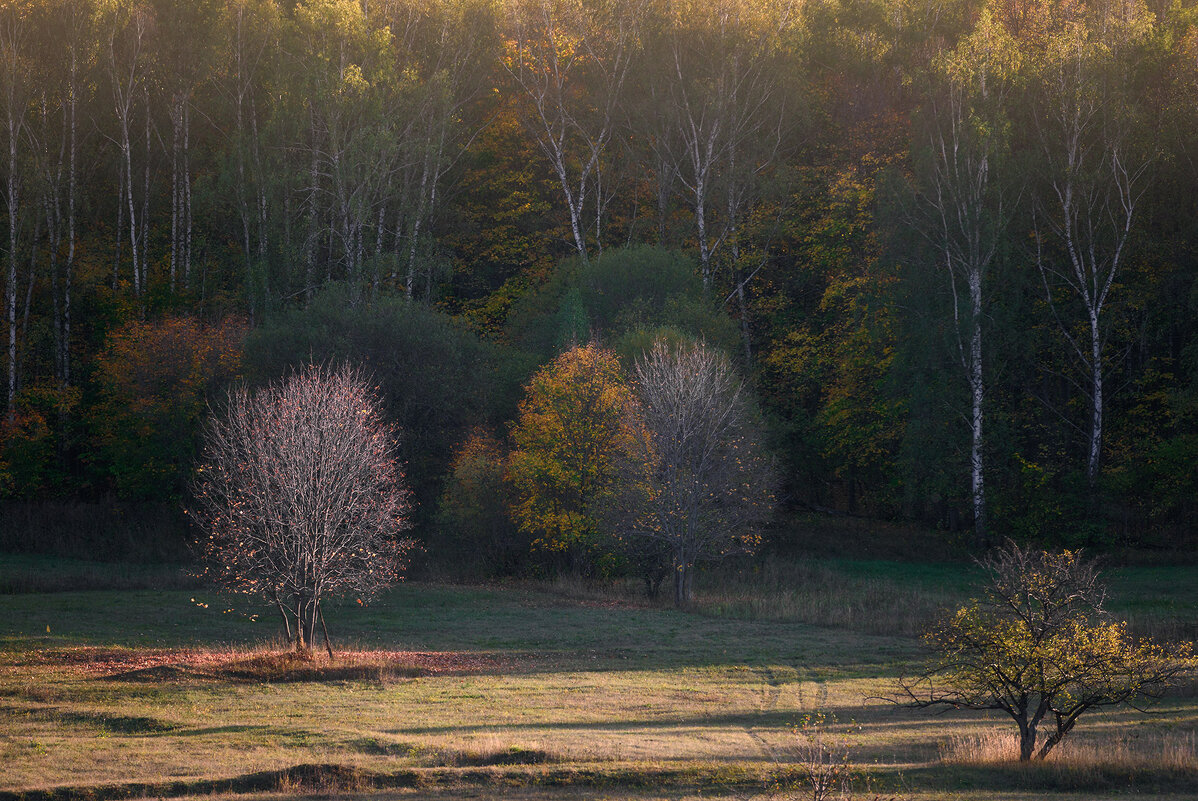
(901, 542, 1193, 761)
(507, 344, 641, 576)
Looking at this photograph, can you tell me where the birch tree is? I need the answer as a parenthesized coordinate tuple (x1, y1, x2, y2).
(97, 0, 155, 297)
(157, 0, 219, 293)
(0, 0, 30, 420)
(219, 0, 280, 313)
(292, 0, 397, 292)
(28, 0, 91, 394)
(647, 0, 793, 290)
(502, 0, 643, 264)
(1030, 0, 1154, 486)
(382, 0, 495, 300)
(914, 9, 1018, 546)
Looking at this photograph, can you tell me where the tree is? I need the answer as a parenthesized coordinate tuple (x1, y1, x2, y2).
(641, 0, 794, 290)
(1028, 0, 1155, 487)
(911, 8, 1019, 546)
(435, 427, 527, 576)
(506, 343, 640, 576)
(97, 0, 155, 297)
(91, 314, 248, 499)
(502, 0, 642, 263)
(616, 338, 773, 605)
(900, 542, 1193, 761)
(0, 0, 31, 420)
(192, 363, 413, 655)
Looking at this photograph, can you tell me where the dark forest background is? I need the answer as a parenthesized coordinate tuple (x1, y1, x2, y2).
(0, 0, 1195, 566)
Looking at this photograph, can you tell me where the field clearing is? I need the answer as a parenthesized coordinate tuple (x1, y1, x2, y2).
(1, 556, 1195, 800)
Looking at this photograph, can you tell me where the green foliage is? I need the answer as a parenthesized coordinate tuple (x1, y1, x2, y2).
(506, 246, 740, 361)
(244, 286, 503, 525)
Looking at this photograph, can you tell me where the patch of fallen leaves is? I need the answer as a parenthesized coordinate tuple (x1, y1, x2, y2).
(4, 646, 570, 682)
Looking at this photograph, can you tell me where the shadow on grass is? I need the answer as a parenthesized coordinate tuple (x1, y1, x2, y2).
(0, 703, 175, 734)
(5, 757, 1194, 801)
(897, 761, 1198, 795)
(0, 762, 764, 801)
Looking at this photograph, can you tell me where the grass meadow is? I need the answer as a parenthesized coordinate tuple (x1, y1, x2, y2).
(0, 547, 1195, 801)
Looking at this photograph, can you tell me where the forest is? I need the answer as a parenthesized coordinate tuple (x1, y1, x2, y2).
(1, 0, 1196, 565)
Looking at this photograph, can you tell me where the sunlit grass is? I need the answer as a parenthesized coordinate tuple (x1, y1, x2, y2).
(0, 553, 1194, 799)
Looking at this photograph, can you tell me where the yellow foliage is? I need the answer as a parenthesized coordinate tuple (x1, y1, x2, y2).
(506, 344, 640, 561)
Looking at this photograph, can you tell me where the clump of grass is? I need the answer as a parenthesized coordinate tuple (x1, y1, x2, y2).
(272, 763, 374, 794)
(216, 649, 426, 683)
(940, 726, 1198, 787)
(441, 744, 560, 767)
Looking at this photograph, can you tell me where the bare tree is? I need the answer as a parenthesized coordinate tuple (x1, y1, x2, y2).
(1031, 0, 1154, 486)
(913, 12, 1018, 546)
(617, 339, 774, 606)
(899, 542, 1193, 761)
(192, 364, 414, 655)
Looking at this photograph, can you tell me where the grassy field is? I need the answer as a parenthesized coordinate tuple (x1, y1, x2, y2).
(0, 553, 1195, 801)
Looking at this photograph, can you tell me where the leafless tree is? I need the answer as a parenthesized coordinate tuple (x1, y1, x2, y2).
(192, 363, 414, 655)
(1032, 2, 1153, 486)
(616, 339, 774, 606)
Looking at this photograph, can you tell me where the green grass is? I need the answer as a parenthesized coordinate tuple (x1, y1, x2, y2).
(0, 553, 1194, 801)
(0, 553, 198, 594)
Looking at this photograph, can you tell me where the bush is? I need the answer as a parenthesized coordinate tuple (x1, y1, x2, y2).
(506, 246, 740, 361)
(245, 286, 505, 526)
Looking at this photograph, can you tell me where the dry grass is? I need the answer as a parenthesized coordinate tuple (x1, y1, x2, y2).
(1, 571, 1195, 801)
(689, 561, 956, 637)
(940, 724, 1198, 787)
(942, 725, 1198, 769)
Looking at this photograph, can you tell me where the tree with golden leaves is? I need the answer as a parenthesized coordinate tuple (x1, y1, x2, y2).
(507, 343, 641, 576)
(901, 542, 1194, 761)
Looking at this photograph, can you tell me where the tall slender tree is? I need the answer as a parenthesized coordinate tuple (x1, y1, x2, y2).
(1029, 0, 1154, 487)
(913, 9, 1018, 545)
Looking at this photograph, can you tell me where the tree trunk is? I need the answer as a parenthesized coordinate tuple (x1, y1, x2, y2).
(969, 274, 986, 548)
(1018, 721, 1036, 762)
(6, 106, 18, 421)
(319, 605, 334, 659)
(1087, 309, 1103, 486)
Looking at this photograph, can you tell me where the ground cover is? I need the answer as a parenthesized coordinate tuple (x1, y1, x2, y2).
(0, 555, 1194, 801)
